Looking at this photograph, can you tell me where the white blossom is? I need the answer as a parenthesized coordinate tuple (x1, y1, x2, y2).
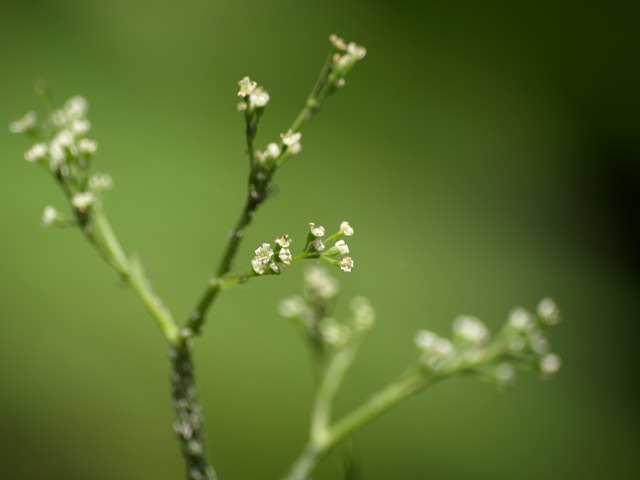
(65, 96, 89, 118)
(237, 76, 257, 97)
(24, 143, 48, 162)
(508, 307, 534, 332)
(78, 139, 98, 155)
(278, 296, 307, 318)
(71, 192, 94, 212)
(329, 34, 347, 51)
(339, 256, 354, 272)
(311, 239, 325, 252)
(89, 174, 113, 192)
(71, 119, 91, 135)
(42, 206, 58, 226)
(347, 42, 367, 60)
(340, 221, 354, 236)
(350, 296, 375, 330)
(320, 320, 350, 348)
(309, 222, 325, 237)
(49, 144, 66, 170)
(251, 243, 274, 275)
(275, 235, 291, 248)
(266, 142, 281, 158)
(281, 130, 302, 154)
(279, 248, 292, 265)
(540, 353, 562, 377)
(9, 111, 37, 133)
(305, 267, 339, 300)
(537, 298, 560, 325)
(249, 87, 270, 108)
(453, 316, 490, 345)
(335, 239, 349, 255)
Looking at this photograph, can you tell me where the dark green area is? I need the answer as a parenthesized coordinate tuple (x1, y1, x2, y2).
(1, 1, 638, 479)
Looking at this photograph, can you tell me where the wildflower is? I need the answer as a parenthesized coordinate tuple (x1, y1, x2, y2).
(340, 221, 354, 236)
(278, 296, 307, 318)
(89, 174, 113, 192)
(311, 239, 325, 252)
(42, 206, 58, 226)
(335, 240, 349, 255)
(249, 87, 270, 108)
(281, 130, 302, 154)
(537, 298, 560, 326)
(237, 76, 257, 97)
(279, 248, 292, 264)
(320, 320, 350, 348)
(347, 42, 367, 60)
(309, 222, 325, 237)
(24, 143, 48, 163)
(9, 111, 37, 133)
(305, 267, 339, 300)
(251, 243, 274, 275)
(275, 235, 291, 248)
(78, 139, 98, 155)
(71, 119, 91, 135)
(65, 96, 89, 118)
(339, 256, 354, 272)
(453, 316, 490, 345)
(350, 296, 375, 330)
(508, 307, 534, 332)
(329, 34, 347, 51)
(539, 353, 562, 377)
(414, 330, 455, 371)
(71, 192, 94, 212)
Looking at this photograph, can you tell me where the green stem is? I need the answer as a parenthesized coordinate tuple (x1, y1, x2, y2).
(170, 345, 217, 480)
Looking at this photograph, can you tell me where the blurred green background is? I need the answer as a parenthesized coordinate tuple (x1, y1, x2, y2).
(1, 1, 639, 479)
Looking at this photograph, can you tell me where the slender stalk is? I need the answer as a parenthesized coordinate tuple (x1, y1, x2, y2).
(170, 345, 217, 480)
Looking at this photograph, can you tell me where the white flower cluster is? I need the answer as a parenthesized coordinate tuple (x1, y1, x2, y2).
(306, 221, 355, 272)
(237, 76, 270, 110)
(279, 267, 375, 351)
(280, 130, 302, 155)
(328, 34, 367, 88)
(13, 96, 98, 174)
(414, 330, 456, 372)
(251, 235, 293, 275)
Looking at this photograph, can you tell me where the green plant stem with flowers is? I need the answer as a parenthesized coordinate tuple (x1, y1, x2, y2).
(10, 34, 562, 480)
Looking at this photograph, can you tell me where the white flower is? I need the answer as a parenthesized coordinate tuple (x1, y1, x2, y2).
(24, 143, 48, 162)
(78, 139, 98, 155)
(311, 239, 325, 252)
(42, 206, 58, 226)
(335, 240, 349, 255)
(251, 243, 274, 275)
(275, 235, 291, 248)
(71, 192, 94, 212)
(250, 87, 270, 108)
(269, 262, 282, 274)
(340, 221, 354, 236)
(415, 330, 455, 371)
(281, 130, 302, 154)
(305, 267, 339, 300)
(281, 130, 302, 146)
(537, 298, 560, 325)
(329, 34, 347, 51)
(49, 144, 66, 170)
(347, 42, 367, 60)
(508, 307, 533, 332)
(89, 174, 113, 192)
(350, 296, 375, 330)
(9, 111, 37, 133)
(279, 248, 292, 265)
(237, 76, 257, 97)
(65, 96, 89, 118)
(540, 353, 562, 377)
(339, 256, 354, 272)
(309, 222, 325, 237)
(71, 119, 91, 135)
(278, 296, 307, 318)
(453, 316, 490, 345)
(320, 320, 350, 348)
(529, 330, 550, 354)
(266, 142, 281, 158)
(53, 130, 74, 148)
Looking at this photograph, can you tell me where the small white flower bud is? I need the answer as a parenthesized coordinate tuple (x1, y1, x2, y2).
(65, 96, 89, 118)
(89, 174, 113, 192)
(508, 307, 534, 332)
(250, 87, 270, 108)
(495, 363, 516, 387)
(350, 296, 375, 330)
(71, 119, 91, 135)
(335, 239, 349, 255)
(340, 221, 354, 236)
(238, 76, 257, 97)
(311, 239, 325, 252)
(453, 316, 490, 345)
(278, 296, 307, 318)
(320, 320, 350, 348)
(537, 298, 560, 325)
(42, 206, 58, 226)
(24, 143, 48, 162)
(71, 192, 94, 212)
(339, 256, 354, 272)
(540, 353, 562, 377)
(281, 130, 302, 154)
(79, 139, 98, 155)
(275, 235, 291, 248)
(279, 248, 292, 264)
(266, 142, 281, 158)
(9, 111, 37, 133)
(305, 267, 339, 299)
(309, 222, 325, 237)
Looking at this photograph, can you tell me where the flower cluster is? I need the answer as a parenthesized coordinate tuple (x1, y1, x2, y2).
(10, 95, 112, 225)
(414, 299, 562, 386)
(327, 34, 367, 89)
(251, 235, 294, 275)
(237, 76, 270, 111)
(305, 221, 355, 272)
(279, 267, 375, 351)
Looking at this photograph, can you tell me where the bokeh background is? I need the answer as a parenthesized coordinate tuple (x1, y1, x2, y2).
(1, 1, 639, 479)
